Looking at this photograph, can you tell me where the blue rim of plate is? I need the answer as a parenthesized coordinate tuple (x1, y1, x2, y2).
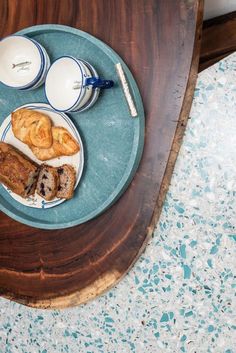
(0, 103, 84, 209)
(70, 58, 100, 112)
(45, 55, 86, 112)
(19, 38, 46, 90)
(70, 58, 92, 111)
(0, 24, 145, 229)
(0, 35, 45, 90)
(71, 86, 99, 113)
(21, 44, 50, 91)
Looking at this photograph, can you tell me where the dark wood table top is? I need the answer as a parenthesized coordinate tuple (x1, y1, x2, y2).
(0, 0, 203, 308)
(200, 11, 236, 72)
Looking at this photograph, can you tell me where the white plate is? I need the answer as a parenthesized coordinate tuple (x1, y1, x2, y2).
(0, 103, 84, 209)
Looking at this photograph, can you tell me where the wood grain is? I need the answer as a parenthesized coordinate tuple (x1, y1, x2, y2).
(0, 0, 203, 308)
(200, 11, 236, 72)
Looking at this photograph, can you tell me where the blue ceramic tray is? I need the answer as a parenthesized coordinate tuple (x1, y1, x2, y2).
(0, 24, 145, 229)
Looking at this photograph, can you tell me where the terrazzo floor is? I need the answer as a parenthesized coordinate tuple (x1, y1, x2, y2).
(0, 53, 236, 353)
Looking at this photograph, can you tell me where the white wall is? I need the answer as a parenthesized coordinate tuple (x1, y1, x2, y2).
(204, 0, 236, 20)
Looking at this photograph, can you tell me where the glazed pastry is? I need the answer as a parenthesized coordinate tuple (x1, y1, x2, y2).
(11, 108, 53, 148)
(30, 126, 80, 161)
(0, 142, 39, 198)
(36, 165, 59, 201)
(57, 164, 76, 199)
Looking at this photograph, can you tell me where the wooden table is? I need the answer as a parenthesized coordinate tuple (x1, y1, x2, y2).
(200, 11, 236, 71)
(0, 0, 203, 308)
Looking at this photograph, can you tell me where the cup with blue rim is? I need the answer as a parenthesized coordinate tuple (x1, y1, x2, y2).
(45, 56, 114, 113)
(0, 35, 50, 90)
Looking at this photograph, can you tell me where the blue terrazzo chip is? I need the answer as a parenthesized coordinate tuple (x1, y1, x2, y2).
(0, 47, 236, 353)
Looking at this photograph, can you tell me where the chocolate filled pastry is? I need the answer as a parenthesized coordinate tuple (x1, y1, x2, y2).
(0, 142, 39, 198)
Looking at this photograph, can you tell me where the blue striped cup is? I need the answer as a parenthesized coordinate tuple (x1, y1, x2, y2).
(0, 35, 50, 90)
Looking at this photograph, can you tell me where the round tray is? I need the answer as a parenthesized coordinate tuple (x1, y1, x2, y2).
(0, 24, 145, 229)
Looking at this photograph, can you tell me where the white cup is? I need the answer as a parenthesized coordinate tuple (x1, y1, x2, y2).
(0, 35, 50, 90)
(45, 56, 114, 112)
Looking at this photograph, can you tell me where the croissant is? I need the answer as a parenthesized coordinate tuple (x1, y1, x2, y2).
(30, 126, 80, 161)
(11, 108, 53, 148)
